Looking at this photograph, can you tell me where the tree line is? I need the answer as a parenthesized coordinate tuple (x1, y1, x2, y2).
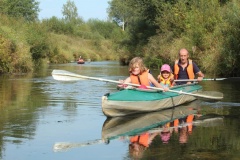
(0, 0, 240, 76)
(0, 0, 125, 73)
(108, 0, 240, 76)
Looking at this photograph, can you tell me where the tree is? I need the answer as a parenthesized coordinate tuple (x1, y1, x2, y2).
(108, 0, 132, 31)
(0, 0, 40, 21)
(62, 0, 79, 24)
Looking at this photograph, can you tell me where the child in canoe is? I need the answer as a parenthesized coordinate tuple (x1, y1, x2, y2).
(119, 57, 168, 91)
(157, 64, 175, 88)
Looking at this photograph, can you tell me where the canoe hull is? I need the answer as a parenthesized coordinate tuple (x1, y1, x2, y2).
(77, 61, 85, 64)
(102, 84, 202, 117)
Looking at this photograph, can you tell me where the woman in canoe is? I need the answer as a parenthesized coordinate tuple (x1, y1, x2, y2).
(120, 57, 168, 91)
(129, 132, 158, 159)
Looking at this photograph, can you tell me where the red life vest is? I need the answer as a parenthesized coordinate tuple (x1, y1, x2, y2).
(174, 59, 194, 79)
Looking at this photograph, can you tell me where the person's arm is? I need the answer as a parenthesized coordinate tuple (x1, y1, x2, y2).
(118, 77, 131, 88)
(196, 71, 204, 81)
(148, 132, 158, 144)
(148, 74, 162, 87)
(171, 64, 175, 76)
(169, 73, 175, 86)
(193, 62, 204, 81)
(157, 75, 161, 83)
(123, 77, 131, 83)
(148, 74, 169, 91)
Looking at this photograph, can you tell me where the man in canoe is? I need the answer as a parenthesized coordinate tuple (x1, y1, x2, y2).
(120, 57, 169, 91)
(173, 48, 205, 85)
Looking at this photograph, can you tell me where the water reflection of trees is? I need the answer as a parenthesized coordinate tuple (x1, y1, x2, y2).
(141, 111, 240, 159)
(102, 101, 240, 160)
(0, 74, 49, 158)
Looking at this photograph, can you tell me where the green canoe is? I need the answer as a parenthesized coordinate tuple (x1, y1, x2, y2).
(51, 70, 223, 117)
(102, 83, 202, 117)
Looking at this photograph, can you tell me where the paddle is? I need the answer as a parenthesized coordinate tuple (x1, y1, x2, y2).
(174, 78, 227, 82)
(53, 125, 175, 152)
(53, 139, 107, 152)
(51, 70, 223, 102)
(53, 115, 223, 152)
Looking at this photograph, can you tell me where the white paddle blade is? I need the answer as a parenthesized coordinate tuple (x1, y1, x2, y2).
(195, 91, 223, 102)
(53, 142, 92, 152)
(53, 139, 106, 152)
(193, 116, 224, 127)
(53, 142, 74, 152)
(52, 74, 83, 81)
(204, 78, 227, 81)
(52, 70, 85, 81)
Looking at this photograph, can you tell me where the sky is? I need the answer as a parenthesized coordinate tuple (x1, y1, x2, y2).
(38, 0, 110, 21)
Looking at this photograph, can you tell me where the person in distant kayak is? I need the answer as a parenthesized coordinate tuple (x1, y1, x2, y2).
(157, 64, 175, 88)
(173, 48, 204, 85)
(78, 56, 84, 62)
(120, 57, 168, 91)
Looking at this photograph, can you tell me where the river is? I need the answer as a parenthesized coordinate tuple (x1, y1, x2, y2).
(0, 61, 240, 160)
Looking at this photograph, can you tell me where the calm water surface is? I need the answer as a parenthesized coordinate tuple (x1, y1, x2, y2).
(0, 61, 240, 160)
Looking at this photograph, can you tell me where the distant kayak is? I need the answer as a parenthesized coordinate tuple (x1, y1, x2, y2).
(77, 59, 85, 64)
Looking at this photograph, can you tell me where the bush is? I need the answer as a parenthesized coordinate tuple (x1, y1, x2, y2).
(25, 23, 50, 61)
(0, 15, 33, 73)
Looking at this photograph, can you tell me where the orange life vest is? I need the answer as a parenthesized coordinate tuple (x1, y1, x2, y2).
(173, 119, 179, 127)
(186, 114, 194, 133)
(171, 115, 194, 133)
(158, 73, 174, 87)
(174, 59, 195, 79)
(130, 71, 150, 86)
(130, 133, 149, 147)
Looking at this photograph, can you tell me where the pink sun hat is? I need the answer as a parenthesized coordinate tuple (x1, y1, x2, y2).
(160, 131, 171, 144)
(161, 64, 171, 72)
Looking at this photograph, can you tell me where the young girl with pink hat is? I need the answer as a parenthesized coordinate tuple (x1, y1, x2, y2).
(157, 64, 175, 88)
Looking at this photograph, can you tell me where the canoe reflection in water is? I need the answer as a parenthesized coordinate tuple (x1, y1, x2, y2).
(53, 100, 223, 153)
(102, 100, 224, 159)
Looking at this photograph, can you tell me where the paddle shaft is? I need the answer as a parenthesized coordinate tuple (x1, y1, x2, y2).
(174, 78, 227, 82)
(51, 70, 223, 101)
